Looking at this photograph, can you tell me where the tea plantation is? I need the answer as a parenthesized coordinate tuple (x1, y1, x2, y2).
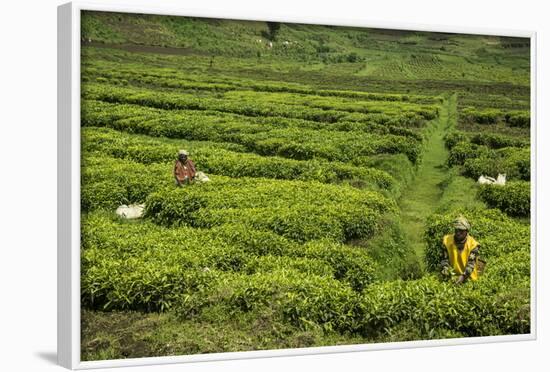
(80, 11, 531, 360)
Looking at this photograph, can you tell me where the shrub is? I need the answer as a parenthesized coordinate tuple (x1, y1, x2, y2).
(82, 207, 531, 337)
(83, 58, 442, 105)
(463, 147, 530, 181)
(225, 270, 361, 333)
(81, 213, 380, 312)
(82, 127, 397, 192)
(81, 155, 173, 211)
(470, 133, 527, 149)
(443, 131, 468, 150)
(461, 107, 502, 124)
(447, 142, 490, 166)
(82, 83, 435, 127)
(82, 99, 425, 164)
(505, 111, 530, 128)
(144, 177, 395, 243)
(358, 273, 529, 337)
(478, 181, 531, 217)
(303, 240, 378, 292)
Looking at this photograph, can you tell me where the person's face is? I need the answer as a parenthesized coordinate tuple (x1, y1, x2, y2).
(179, 154, 188, 162)
(454, 229, 468, 241)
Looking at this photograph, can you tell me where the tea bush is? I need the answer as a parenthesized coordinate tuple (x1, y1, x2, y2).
(478, 181, 531, 217)
(144, 176, 396, 243)
(83, 59, 443, 105)
(81, 213, 379, 311)
(443, 130, 468, 149)
(83, 83, 438, 126)
(81, 155, 172, 211)
(447, 142, 490, 166)
(463, 147, 530, 180)
(81, 183, 530, 338)
(366, 273, 526, 336)
(505, 111, 530, 128)
(78, 52, 531, 343)
(83, 127, 397, 192)
(470, 133, 528, 149)
(173, 270, 529, 337)
(460, 107, 502, 124)
(82, 100, 423, 163)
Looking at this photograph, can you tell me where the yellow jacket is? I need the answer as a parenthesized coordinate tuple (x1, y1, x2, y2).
(442, 234, 479, 281)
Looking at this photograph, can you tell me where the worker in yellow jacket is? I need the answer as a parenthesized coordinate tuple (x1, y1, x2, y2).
(441, 216, 480, 284)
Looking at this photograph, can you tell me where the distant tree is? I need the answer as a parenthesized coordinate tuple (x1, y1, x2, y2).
(267, 22, 281, 41)
(347, 52, 359, 63)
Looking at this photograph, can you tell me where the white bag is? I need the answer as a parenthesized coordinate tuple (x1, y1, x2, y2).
(116, 204, 145, 219)
(195, 171, 210, 183)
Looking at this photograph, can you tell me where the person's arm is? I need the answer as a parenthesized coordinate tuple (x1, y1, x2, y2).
(460, 245, 480, 282)
(188, 159, 196, 179)
(455, 245, 480, 284)
(174, 162, 182, 185)
(440, 245, 451, 277)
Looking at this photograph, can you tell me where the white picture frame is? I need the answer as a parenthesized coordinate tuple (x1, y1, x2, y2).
(58, 1, 537, 369)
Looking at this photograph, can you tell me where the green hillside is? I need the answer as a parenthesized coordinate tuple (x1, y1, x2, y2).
(82, 11, 530, 86)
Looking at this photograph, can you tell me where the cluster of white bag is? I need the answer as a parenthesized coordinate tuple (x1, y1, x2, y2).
(477, 173, 506, 186)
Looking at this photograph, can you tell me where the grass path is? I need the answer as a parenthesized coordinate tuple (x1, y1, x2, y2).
(398, 94, 457, 267)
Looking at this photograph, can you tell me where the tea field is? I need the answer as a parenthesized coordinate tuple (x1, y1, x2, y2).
(80, 11, 531, 360)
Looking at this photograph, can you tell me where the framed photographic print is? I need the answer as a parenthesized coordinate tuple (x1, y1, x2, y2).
(58, 1, 536, 369)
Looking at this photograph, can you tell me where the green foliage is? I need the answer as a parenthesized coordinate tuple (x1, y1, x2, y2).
(470, 132, 528, 149)
(81, 155, 172, 211)
(83, 83, 438, 128)
(82, 204, 531, 338)
(221, 270, 361, 333)
(175, 270, 529, 337)
(143, 176, 395, 243)
(266, 22, 281, 41)
(82, 59, 440, 104)
(447, 142, 489, 166)
(367, 273, 529, 336)
(478, 181, 531, 217)
(303, 240, 378, 292)
(443, 130, 468, 149)
(81, 212, 379, 312)
(78, 16, 532, 351)
(83, 127, 397, 192)
(81, 11, 530, 86)
(505, 111, 530, 128)
(444, 130, 529, 182)
(82, 97, 425, 164)
(460, 107, 502, 124)
(463, 147, 530, 181)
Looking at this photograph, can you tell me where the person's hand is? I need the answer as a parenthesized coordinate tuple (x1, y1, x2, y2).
(455, 275, 466, 284)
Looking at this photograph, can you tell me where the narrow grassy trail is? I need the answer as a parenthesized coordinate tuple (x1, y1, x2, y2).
(398, 94, 456, 267)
